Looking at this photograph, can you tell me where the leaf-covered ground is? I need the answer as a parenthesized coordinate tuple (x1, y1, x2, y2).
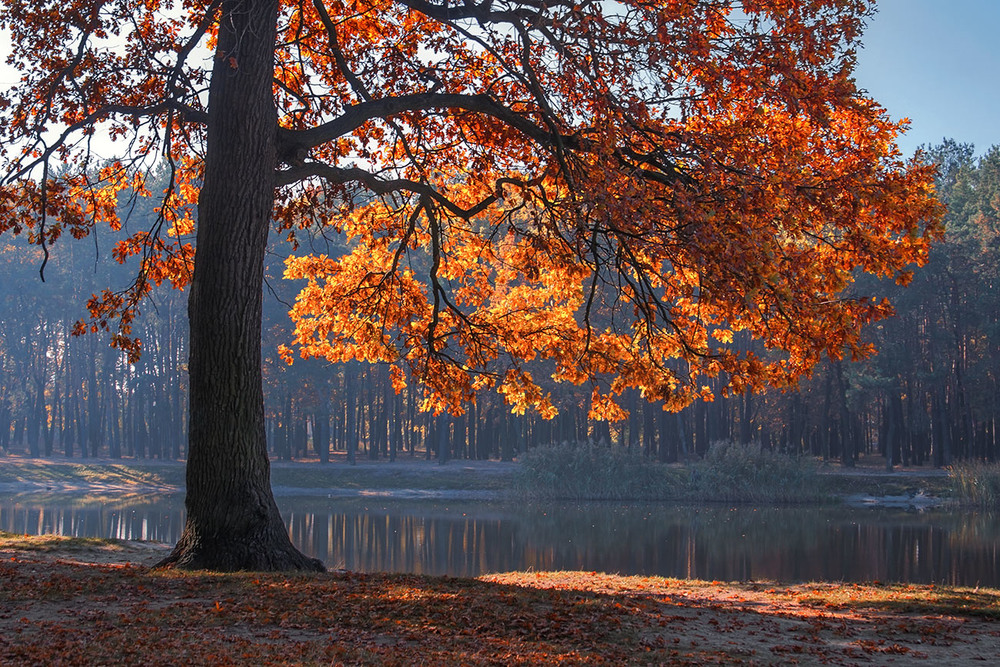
(1, 536, 998, 665)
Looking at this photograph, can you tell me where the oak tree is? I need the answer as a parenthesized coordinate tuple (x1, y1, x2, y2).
(0, 0, 940, 570)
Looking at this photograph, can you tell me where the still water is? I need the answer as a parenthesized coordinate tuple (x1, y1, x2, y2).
(2, 494, 998, 586)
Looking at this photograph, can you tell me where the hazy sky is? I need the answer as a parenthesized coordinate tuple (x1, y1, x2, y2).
(854, 0, 1000, 157)
(1, 1, 995, 159)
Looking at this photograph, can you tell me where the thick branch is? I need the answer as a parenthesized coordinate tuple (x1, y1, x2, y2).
(393, 0, 581, 25)
(275, 162, 499, 218)
(276, 93, 565, 159)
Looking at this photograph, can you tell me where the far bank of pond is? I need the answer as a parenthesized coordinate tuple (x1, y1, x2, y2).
(0, 454, 955, 500)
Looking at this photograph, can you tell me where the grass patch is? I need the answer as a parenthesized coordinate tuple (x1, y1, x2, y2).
(950, 461, 1000, 508)
(796, 581, 1000, 620)
(0, 461, 183, 488)
(513, 441, 687, 500)
(0, 531, 172, 567)
(268, 463, 513, 492)
(0, 458, 515, 493)
(0, 531, 120, 553)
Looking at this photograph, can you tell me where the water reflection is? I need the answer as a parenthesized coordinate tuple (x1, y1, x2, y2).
(2, 494, 998, 585)
(0, 495, 185, 545)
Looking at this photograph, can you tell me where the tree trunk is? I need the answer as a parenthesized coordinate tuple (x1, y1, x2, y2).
(157, 0, 322, 572)
(27, 379, 43, 458)
(437, 412, 449, 464)
(315, 410, 330, 464)
(835, 361, 855, 468)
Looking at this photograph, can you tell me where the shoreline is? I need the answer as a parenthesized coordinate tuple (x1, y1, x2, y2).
(0, 455, 956, 504)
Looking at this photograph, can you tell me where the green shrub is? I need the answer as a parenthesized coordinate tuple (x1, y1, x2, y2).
(688, 440, 823, 503)
(950, 461, 1000, 508)
(513, 441, 685, 500)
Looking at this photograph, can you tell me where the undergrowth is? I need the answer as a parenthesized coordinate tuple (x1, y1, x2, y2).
(514, 441, 827, 503)
(514, 439, 824, 503)
(513, 441, 685, 500)
(950, 461, 1000, 508)
(688, 440, 824, 503)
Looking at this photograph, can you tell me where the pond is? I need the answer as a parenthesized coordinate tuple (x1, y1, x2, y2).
(2, 493, 998, 586)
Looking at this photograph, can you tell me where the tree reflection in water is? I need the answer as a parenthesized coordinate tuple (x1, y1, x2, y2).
(2, 495, 997, 585)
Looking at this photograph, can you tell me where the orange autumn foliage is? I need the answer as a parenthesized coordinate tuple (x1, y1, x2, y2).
(1, 0, 941, 417)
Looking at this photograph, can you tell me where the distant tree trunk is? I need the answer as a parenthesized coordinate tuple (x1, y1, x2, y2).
(656, 408, 674, 463)
(476, 404, 492, 460)
(437, 413, 450, 464)
(902, 383, 917, 466)
(27, 380, 43, 458)
(170, 301, 185, 460)
(294, 414, 308, 459)
(821, 368, 834, 461)
(467, 399, 478, 460)
(108, 386, 122, 459)
(424, 410, 434, 461)
(314, 409, 330, 464)
(676, 412, 689, 460)
(277, 392, 292, 461)
(835, 361, 855, 468)
(346, 391, 358, 465)
(152, 384, 170, 459)
(932, 389, 951, 467)
(624, 390, 638, 447)
(785, 393, 805, 455)
(593, 419, 611, 445)
(11, 415, 25, 454)
(86, 349, 102, 458)
(12, 413, 25, 453)
(157, 0, 322, 572)
(694, 401, 707, 456)
(44, 376, 57, 457)
(500, 414, 514, 462)
(642, 401, 656, 458)
(883, 392, 905, 471)
(63, 387, 76, 458)
(739, 391, 753, 445)
(131, 387, 146, 459)
(0, 399, 11, 453)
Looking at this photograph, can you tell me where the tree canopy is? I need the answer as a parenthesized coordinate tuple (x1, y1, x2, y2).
(0, 0, 941, 569)
(2, 0, 940, 415)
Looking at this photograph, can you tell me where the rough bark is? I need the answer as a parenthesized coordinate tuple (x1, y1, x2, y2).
(157, 0, 323, 572)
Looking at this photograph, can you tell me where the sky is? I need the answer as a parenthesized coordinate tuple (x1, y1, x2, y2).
(854, 0, 1000, 157)
(1, 1, 997, 159)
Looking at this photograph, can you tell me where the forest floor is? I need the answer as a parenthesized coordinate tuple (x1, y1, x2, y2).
(1, 532, 998, 665)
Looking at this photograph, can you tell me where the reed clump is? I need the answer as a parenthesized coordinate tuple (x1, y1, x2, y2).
(687, 440, 824, 503)
(513, 441, 684, 500)
(950, 461, 1000, 508)
(514, 439, 823, 503)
